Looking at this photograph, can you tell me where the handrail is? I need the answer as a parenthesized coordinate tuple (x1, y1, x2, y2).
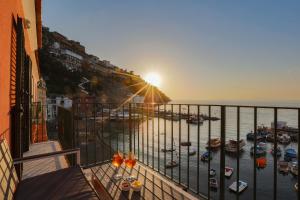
(13, 148, 80, 165)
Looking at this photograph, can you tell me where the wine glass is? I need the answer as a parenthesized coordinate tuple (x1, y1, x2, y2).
(124, 151, 137, 181)
(112, 151, 124, 180)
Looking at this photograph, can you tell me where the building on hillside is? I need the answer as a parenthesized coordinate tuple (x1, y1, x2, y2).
(61, 49, 83, 71)
(46, 96, 72, 121)
(0, 0, 42, 158)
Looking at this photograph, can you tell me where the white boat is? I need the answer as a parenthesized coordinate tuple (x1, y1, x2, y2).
(225, 167, 234, 178)
(188, 148, 197, 156)
(229, 181, 248, 193)
(290, 162, 298, 176)
(278, 134, 291, 145)
(210, 169, 216, 177)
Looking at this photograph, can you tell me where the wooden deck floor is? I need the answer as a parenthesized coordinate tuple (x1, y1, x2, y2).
(88, 161, 205, 200)
(22, 140, 68, 180)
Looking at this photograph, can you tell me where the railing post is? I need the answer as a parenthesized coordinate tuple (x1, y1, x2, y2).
(129, 103, 132, 152)
(220, 106, 226, 200)
(77, 150, 81, 165)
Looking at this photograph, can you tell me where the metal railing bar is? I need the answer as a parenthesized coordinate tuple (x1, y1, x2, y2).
(253, 107, 257, 200)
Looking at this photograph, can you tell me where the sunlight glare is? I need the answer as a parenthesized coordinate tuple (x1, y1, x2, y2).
(144, 72, 161, 87)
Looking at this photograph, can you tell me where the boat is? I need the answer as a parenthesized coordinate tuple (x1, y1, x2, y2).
(186, 116, 204, 125)
(266, 133, 274, 142)
(257, 142, 267, 150)
(256, 157, 267, 168)
(278, 134, 291, 145)
(271, 146, 282, 157)
(225, 167, 234, 178)
(246, 132, 266, 141)
(206, 138, 221, 149)
(250, 146, 266, 157)
(290, 162, 298, 176)
(188, 148, 197, 156)
(165, 161, 179, 168)
(161, 148, 176, 152)
(225, 139, 246, 154)
(229, 181, 248, 193)
(209, 178, 218, 189)
(210, 169, 216, 177)
(284, 148, 297, 162)
(278, 161, 289, 174)
(295, 183, 298, 191)
(201, 151, 212, 162)
(181, 141, 192, 146)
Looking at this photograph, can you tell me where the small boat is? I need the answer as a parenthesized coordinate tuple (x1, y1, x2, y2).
(278, 161, 289, 174)
(284, 148, 297, 162)
(225, 167, 234, 178)
(181, 141, 192, 146)
(188, 148, 197, 156)
(250, 146, 266, 157)
(161, 148, 176, 152)
(210, 169, 216, 177)
(209, 178, 218, 189)
(266, 133, 274, 142)
(165, 161, 179, 168)
(186, 116, 204, 125)
(257, 142, 267, 150)
(225, 139, 246, 154)
(256, 157, 267, 169)
(201, 151, 212, 162)
(290, 162, 298, 176)
(229, 181, 248, 193)
(295, 183, 298, 191)
(206, 138, 221, 149)
(246, 132, 266, 141)
(271, 146, 282, 157)
(278, 134, 291, 145)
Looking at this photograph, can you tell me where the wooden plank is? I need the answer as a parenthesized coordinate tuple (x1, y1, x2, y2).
(91, 162, 197, 200)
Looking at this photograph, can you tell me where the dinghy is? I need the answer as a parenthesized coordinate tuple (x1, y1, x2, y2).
(229, 181, 248, 193)
(201, 151, 212, 162)
(165, 161, 179, 168)
(209, 178, 218, 189)
(284, 148, 297, 162)
(278, 161, 289, 174)
(225, 167, 234, 178)
(210, 169, 216, 177)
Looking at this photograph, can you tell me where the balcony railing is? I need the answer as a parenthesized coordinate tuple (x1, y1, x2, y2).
(72, 103, 300, 200)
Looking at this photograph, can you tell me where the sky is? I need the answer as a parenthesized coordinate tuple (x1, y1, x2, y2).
(43, 0, 300, 101)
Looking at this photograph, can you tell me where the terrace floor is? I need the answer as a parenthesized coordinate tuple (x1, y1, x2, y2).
(22, 140, 68, 179)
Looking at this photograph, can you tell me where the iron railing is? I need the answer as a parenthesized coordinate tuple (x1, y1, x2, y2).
(73, 102, 300, 200)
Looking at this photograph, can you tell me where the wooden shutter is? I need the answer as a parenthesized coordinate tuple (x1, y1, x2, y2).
(10, 23, 17, 107)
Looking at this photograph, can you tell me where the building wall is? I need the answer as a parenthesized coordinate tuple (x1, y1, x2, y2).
(0, 0, 41, 147)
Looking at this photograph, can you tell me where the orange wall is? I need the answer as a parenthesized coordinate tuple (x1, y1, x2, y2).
(0, 0, 40, 148)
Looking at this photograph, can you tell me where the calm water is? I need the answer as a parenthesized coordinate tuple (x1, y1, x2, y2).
(90, 100, 300, 200)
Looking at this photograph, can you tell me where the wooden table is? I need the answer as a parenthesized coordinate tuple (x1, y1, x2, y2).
(90, 161, 201, 200)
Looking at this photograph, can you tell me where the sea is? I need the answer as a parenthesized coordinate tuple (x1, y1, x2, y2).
(91, 100, 300, 200)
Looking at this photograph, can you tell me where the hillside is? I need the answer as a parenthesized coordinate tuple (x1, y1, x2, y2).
(39, 27, 171, 103)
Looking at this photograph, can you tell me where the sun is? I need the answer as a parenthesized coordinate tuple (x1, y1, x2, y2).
(144, 72, 161, 87)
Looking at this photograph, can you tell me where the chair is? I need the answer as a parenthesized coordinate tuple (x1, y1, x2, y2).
(0, 139, 99, 200)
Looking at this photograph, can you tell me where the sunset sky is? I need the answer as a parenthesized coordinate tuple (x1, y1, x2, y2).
(43, 1, 300, 101)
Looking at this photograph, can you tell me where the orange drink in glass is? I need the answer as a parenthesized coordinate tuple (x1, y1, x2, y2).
(125, 152, 136, 168)
(112, 151, 123, 167)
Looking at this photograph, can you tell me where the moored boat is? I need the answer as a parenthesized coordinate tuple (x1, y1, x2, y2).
(278, 161, 289, 174)
(206, 138, 221, 149)
(250, 146, 266, 157)
(290, 162, 298, 176)
(271, 146, 282, 157)
(186, 116, 204, 125)
(284, 148, 297, 162)
(278, 134, 291, 145)
(256, 157, 267, 168)
(188, 148, 197, 156)
(165, 161, 179, 168)
(181, 141, 192, 146)
(295, 183, 298, 191)
(209, 178, 218, 189)
(225, 167, 234, 178)
(210, 169, 216, 177)
(161, 148, 176, 152)
(201, 151, 212, 162)
(225, 139, 246, 154)
(229, 181, 248, 193)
